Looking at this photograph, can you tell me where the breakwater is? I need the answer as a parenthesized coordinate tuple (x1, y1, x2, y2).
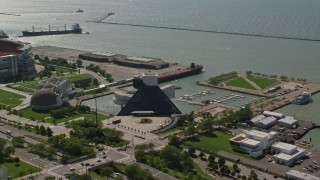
(94, 21, 320, 42)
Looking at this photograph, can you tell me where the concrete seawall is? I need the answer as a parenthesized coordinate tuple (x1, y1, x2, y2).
(94, 21, 320, 42)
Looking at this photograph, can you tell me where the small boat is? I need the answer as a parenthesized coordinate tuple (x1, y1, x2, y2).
(76, 9, 84, 13)
(314, 160, 318, 164)
(0, 30, 9, 39)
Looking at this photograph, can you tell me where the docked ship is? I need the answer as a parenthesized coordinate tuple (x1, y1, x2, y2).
(76, 9, 84, 12)
(0, 30, 8, 39)
(292, 92, 313, 105)
(158, 63, 203, 83)
(22, 24, 82, 37)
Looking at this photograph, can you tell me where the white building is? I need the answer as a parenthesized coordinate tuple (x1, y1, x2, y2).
(271, 142, 305, 166)
(263, 111, 284, 119)
(286, 170, 320, 180)
(249, 115, 265, 125)
(278, 116, 298, 129)
(229, 129, 277, 158)
(252, 116, 277, 129)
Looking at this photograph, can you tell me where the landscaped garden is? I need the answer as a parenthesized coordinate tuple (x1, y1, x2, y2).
(184, 131, 252, 159)
(0, 160, 39, 179)
(0, 138, 39, 179)
(225, 77, 256, 90)
(247, 76, 277, 89)
(18, 107, 107, 124)
(134, 141, 209, 180)
(0, 89, 24, 108)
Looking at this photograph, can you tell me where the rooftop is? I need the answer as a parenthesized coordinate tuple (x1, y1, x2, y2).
(241, 138, 260, 146)
(0, 40, 29, 56)
(272, 142, 297, 151)
(263, 111, 283, 118)
(286, 170, 320, 180)
(274, 148, 305, 161)
(230, 135, 246, 142)
(259, 116, 277, 125)
(250, 115, 265, 123)
(126, 56, 155, 62)
(279, 116, 298, 124)
(244, 129, 270, 138)
(92, 52, 116, 57)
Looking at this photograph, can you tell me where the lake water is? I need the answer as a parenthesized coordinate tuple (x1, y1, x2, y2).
(1, 0, 320, 150)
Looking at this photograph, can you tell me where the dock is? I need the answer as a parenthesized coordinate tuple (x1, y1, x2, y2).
(197, 80, 320, 115)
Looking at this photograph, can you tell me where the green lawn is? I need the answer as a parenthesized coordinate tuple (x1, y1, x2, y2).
(90, 171, 105, 180)
(15, 80, 41, 90)
(247, 76, 278, 89)
(0, 89, 25, 108)
(0, 160, 39, 179)
(66, 73, 93, 81)
(54, 66, 76, 74)
(13, 73, 95, 91)
(184, 131, 252, 159)
(114, 163, 127, 173)
(226, 77, 256, 90)
(18, 107, 108, 124)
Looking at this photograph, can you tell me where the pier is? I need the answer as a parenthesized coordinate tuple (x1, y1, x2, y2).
(91, 21, 320, 42)
(198, 80, 320, 114)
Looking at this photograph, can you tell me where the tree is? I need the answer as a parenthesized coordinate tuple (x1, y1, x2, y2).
(184, 157, 194, 170)
(220, 165, 228, 175)
(46, 127, 53, 137)
(4, 146, 15, 156)
(218, 157, 226, 167)
(233, 163, 239, 172)
(280, 75, 288, 81)
(135, 149, 147, 163)
(125, 164, 140, 178)
(100, 167, 114, 179)
(160, 146, 182, 168)
(188, 147, 196, 155)
(76, 59, 83, 66)
(249, 170, 257, 180)
(246, 70, 253, 76)
(0, 138, 7, 160)
(73, 174, 94, 180)
(208, 154, 215, 164)
(46, 146, 56, 160)
(44, 176, 55, 180)
(14, 157, 20, 163)
(168, 136, 180, 148)
(39, 125, 47, 136)
(93, 78, 99, 86)
(12, 136, 26, 147)
(60, 154, 70, 164)
(185, 125, 196, 136)
(199, 152, 205, 159)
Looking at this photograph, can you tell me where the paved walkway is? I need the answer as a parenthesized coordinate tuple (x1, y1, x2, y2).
(239, 74, 262, 91)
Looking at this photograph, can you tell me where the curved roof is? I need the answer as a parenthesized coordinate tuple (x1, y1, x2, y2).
(0, 40, 30, 57)
(31, 89, 58, 107)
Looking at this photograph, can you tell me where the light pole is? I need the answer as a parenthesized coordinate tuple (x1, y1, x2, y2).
(95, 95, 98, 127)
